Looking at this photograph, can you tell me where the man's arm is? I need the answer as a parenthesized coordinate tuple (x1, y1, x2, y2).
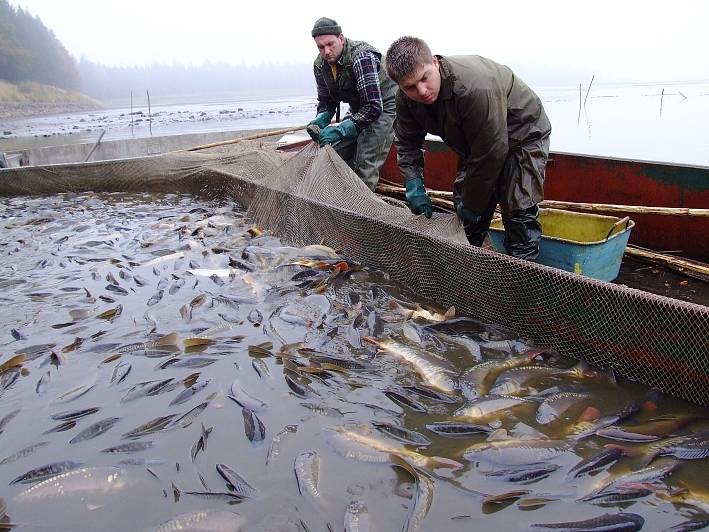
(314, 64, 338, 117)
(350, 51, 384, 130)
(456, 89, 508, 214)
(393, 92, 427, 183)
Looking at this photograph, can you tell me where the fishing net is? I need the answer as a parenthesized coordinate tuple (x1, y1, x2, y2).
(1, 141, 707, 405)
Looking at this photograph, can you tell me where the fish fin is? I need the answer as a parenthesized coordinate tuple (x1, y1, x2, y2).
(515, 495, 559, 509)
(483, 490, 530, 505)
(430, 456, 464, 470)
(156, 331, 179, 347)
(444, 306, 456, 319)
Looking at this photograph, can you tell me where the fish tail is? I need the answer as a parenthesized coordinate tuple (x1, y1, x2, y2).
(604, 443, 648, 461)
(430, 456, 464, 470)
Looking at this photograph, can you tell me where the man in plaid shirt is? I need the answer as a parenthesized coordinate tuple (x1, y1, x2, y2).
(307, 17, 397, 190)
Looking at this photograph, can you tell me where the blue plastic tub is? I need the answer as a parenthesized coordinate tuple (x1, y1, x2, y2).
(488, 208, 634, 281)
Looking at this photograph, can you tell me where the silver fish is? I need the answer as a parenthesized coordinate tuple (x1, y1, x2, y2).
(463, 439, 571, 466)
(529, 512, 644, 531)
(242, 408, 265, 443)
(100, 441, 154, 454)
(69, 417, 121, 444)
(152, 510, 245, 532)
(14, 467, 127, 502)
(0, 441, 49, 465)
(216, 464, 258, 498)
(294, 451, 321, 501)
(11, 460, 84, 485)
(536, 392, 592, 425)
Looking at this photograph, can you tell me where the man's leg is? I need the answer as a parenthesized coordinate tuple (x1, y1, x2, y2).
(497, 133, 549, 261)
(459, 194, 498, 246)
(332, 136, 358, 171)
(353, 110, 395, 191)
(501, 205, 542, 260)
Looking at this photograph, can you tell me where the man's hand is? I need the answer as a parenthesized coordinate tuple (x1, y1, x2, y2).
(318, 119, 358, 147)
(306, 112, 333, 141)
(405, 177, 433, 218)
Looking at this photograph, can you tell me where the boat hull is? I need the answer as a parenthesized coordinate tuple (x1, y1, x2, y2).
(380, 141, 709, 262)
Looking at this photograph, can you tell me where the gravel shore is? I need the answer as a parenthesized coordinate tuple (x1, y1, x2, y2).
(0, 101, 103, 122)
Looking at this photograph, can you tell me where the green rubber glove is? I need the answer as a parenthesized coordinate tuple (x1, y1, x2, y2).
(318, 119, 359, 147)
(306, 111, 334, 141)
(405, 177, 433, 218)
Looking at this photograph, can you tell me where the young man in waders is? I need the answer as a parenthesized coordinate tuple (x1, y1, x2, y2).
(385, 36, 552, 261)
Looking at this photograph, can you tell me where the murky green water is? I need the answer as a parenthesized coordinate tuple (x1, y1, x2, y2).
(0, 193, 707, 531)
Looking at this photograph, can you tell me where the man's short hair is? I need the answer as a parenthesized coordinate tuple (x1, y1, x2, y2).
(385, 36, 433, 83)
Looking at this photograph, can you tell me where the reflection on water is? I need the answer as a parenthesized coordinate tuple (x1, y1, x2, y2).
(0, 193, 707, 531)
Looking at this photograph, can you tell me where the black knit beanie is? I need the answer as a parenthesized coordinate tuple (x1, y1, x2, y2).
(311, 17, 342, 37)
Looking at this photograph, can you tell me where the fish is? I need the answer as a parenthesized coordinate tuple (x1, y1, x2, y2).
(152, 510, 246, 532)
(146, 289, 164, 306)
(583, 460, 681, 499)
(662, 519, 709, 532)
(34, 372, 50, 396)
(266, 424, 298, 467)
(384, 388, 427, 413)
(611, 431, 709, 466)
(69, 417, 121, 444)
(100, 441, 154, 454)
(229, 381, 268, 412)
(425, 422, 492, 438)
(216, 464, 258, 498)
(54, 381, 96, 403)
(50, 406, 101, 421)
(0, 441, 49, 465)
(528, 512, 644, 531)
(118, 331, 179, 353)
(14, 467, 127, 502)
(536, 392, 592, 425)
(0, 409, 20, 434)
(123, 414, 179, 439)
(10, 460, 84, 485)
(565, 402, 641, 440)
(371, 422, 431, 446)
(459, 356, 537, 399)
(401, 384, 459, 404)
(596, 415, 696, 442)
(169, 379, 211, 406)
(485, 463, 560, 483)
(242, 408, 265, 443)
(95, 304, 122, 321)
(344, 500, 370, 532)
(364, 337, 457, 393)
(294, 451, 321, 502)
(404, 469, 434, 532)
(489, 364, 596, 396)
(121, 379, 178, 403)
(388, 300, 455, 323)
(110, 360, 131, 385)
(454, 395, 531, 422)
(566, 447, 625, 479)
(463, 439, 571, 466)
(169, 398, 213, 429)
(330, 426, 462, 470)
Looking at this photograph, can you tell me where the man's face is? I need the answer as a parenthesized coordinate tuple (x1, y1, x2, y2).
(314, 34, 345, 65)
(398, 56, 441, 105)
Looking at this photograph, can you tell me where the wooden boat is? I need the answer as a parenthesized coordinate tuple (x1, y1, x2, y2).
(379, 139, 709, 262)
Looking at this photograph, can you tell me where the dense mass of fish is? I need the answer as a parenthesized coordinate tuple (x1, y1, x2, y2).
(0, 192, 707, 531)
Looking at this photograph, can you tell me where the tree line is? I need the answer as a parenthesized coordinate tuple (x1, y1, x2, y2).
(0, 0, 80, 90)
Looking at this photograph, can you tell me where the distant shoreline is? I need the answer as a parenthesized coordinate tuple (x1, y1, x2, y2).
(0, 101, 103, 122)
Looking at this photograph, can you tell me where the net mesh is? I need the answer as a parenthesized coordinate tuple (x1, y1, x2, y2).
(1, 141, 707, 405)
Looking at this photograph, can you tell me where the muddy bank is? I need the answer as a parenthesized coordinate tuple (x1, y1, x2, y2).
(0, 101, 104, 122)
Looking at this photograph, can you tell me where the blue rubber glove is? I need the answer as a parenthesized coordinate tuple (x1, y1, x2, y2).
(405, 177, 433, 218)
(306, 112, 334, 141)
(318, 119, 359, 147)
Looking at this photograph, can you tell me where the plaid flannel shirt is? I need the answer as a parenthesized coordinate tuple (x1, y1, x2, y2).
(315, 50, 384, 130)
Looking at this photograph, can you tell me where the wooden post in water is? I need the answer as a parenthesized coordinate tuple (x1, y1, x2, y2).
(660, 87, 665, 116)
(577, 83, 582, 125)
(147, 90, 153, 136)
(583, 75, 595, 106)
(130, 90, 134, 137)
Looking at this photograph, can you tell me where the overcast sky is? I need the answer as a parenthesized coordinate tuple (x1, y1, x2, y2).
(10, 0, 709, 83)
